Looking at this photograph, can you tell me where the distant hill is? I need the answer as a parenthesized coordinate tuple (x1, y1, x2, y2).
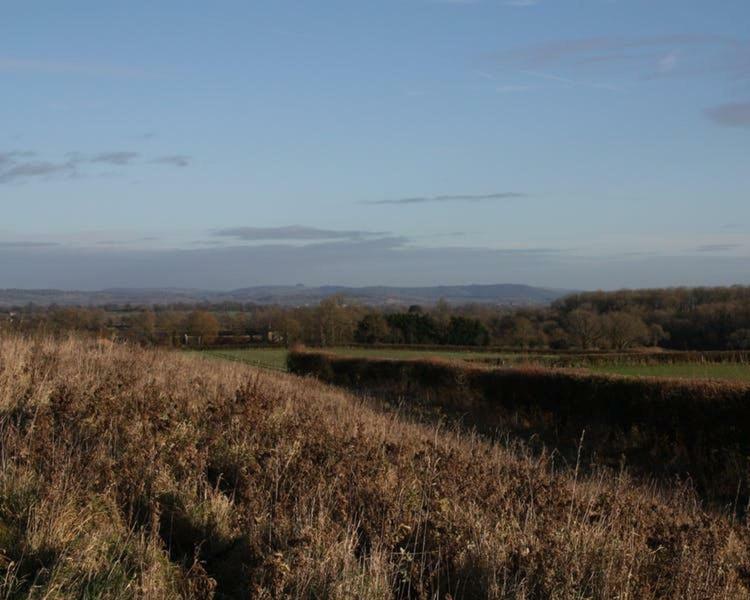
(222, 284, 569, 307)
(0, 284, 570, 308)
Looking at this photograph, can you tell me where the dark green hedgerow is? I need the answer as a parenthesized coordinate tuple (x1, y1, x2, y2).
(288, 351, 750, 505)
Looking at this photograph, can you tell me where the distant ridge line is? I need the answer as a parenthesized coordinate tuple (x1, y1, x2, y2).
(0, 283, 571, 308)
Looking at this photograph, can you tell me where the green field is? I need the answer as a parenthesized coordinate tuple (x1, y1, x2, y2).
(200, 348, 290, 371)
(589, 363, 750, 382)
(199, 346, 514, 371)
(200, 346, 750, 382)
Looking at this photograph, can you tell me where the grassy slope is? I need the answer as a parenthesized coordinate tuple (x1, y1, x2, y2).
(4, 337, 748, 598)
(205, 346, 750, 382)
(201, 347, 515, 372)
(201, 348, 289, 371)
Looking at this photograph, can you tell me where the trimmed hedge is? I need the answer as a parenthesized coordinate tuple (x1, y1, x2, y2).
(288, 350, 750, 505)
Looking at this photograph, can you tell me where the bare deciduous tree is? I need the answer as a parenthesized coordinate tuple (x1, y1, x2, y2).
(566, 309, 604, 349)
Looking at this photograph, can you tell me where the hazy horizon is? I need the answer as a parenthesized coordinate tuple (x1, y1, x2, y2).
(3, 1, 748, 289)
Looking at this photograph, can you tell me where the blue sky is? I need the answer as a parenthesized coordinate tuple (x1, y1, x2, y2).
(1, 0, 749, 290)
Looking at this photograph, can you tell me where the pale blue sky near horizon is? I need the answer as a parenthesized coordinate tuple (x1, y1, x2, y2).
(1, 0, 749, 290)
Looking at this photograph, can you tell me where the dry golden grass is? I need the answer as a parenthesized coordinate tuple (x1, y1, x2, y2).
(0, 335, 749, 598)
(287, 350, 750, 504)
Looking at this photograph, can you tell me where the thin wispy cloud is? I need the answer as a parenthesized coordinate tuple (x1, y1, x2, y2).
(366, 192, 527, 205)
(474, 69, 497, 81)
(432, 0, 539, 5)
(520, 69, 618, 91)
(0, 57, 146, 78)
(494, 34, 750, 119)
(0, 149, 192, 184)
(704, 101, 750, 127)
(152, 155, 191, 167)
(0, 241, 60, 248)
(498, 35, 736, 69)
(91, 152, 139, 165)
(474, 70, 537, 93)
(0, 160, 77, 184)
(496, 84, 534, 93)
(575, 52, 664, 67)
(494, 35, 746, 86)
(695, 243, 742, 253)
(213, 225, 388, 241)
(0, 151, 35, 165)
(657, 50, 679, 74)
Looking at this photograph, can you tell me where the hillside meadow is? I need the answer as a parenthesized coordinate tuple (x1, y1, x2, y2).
(1, 336, 749, 598)
(202, 346, 750, 382)
(287, 350, 750, 505)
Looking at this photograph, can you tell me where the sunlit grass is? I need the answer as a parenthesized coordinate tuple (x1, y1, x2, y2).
(201, 346, 750, 382)
(200, 346, 522, 371)
(201, 347, 289, 371)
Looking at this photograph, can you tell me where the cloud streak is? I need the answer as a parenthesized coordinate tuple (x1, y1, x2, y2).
(0, 149, 192, 184)
(213, 225, 388, 241)
(497, 35, 736, 69)
(366, 192, 527, 205)
(704, 101, 750, 127)
(0, 151, 35, 165)
(433, 0, 539, 5)
(0, 160, 77, 183)
(0, 241, 60, 248)
(90, 152, 140, 165)
(695, 243, 742, 253)
(519, 69, 618, 91)
(493, 35, 750, 87)
(657, 50, 679, 74)
(152, 155, 191, 167)
(0, 56, 146, 78)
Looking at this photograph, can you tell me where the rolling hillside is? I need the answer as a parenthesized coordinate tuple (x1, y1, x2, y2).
(0, 335, 747, 598)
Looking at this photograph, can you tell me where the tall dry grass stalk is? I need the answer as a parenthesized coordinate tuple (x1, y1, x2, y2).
(0, 334, 748, 598)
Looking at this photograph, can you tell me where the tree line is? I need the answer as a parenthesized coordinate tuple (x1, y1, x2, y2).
(2, 285, 750, 350)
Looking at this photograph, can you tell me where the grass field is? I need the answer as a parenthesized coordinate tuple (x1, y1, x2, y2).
(590, 362, 750, 382)
(201, 346, 750, 382)
(201, 347, 289, 370)
(200, 346, 514, 371)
